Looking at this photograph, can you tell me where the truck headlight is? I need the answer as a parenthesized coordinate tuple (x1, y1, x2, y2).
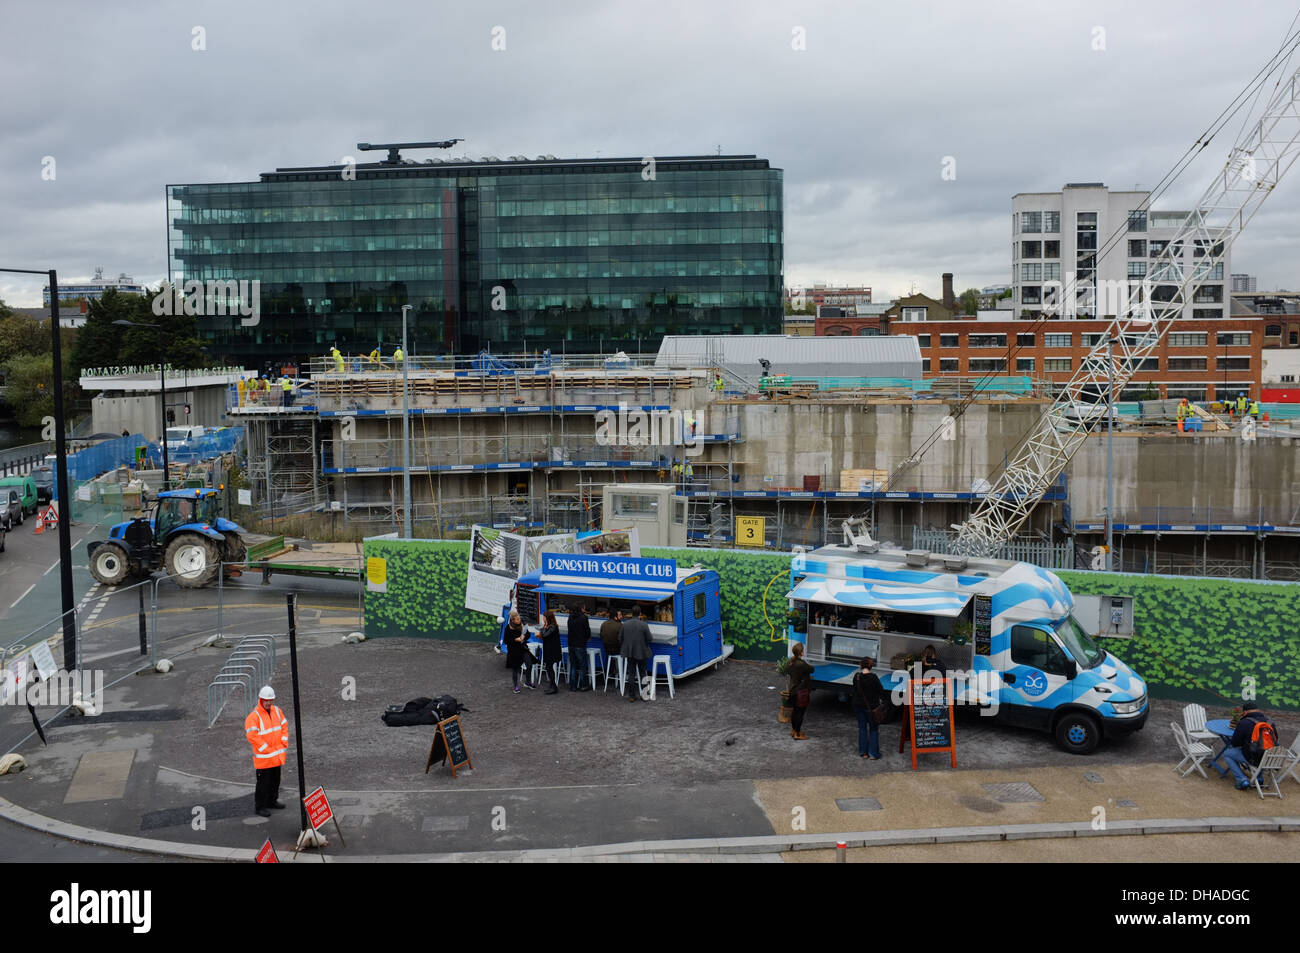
(1111, 694, 1146, 714)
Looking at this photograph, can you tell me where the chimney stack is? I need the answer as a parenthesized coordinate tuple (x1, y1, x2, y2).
(942, 273, 955, 312)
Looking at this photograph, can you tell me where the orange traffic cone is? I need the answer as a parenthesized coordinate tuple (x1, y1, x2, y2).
(33, 510, 44, 534)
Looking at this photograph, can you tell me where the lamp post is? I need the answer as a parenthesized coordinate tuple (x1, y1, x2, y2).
(400, 304, 412, 539)
(113, 320, 168, 490)
(1, 268, 76, 669)
(1106, 337, 1116, 573)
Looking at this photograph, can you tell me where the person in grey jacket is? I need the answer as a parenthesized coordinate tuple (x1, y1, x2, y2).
(618, 607, 654, 702)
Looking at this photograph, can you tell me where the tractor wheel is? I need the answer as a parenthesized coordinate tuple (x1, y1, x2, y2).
(90, 544, 131, 586)
(165, 533, 219, 588)
(223, 534, 247, 577)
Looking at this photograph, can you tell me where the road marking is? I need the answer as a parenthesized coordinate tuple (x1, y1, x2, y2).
(8, 583, 35, 609)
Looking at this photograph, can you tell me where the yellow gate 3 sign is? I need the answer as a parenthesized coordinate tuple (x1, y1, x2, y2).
(735, 516, 766, 548)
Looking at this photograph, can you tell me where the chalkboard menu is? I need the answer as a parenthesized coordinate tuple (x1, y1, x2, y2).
(516, 586, 540, 625)
(973, 594, 992, 656)
(426, 715, 473, 778)
(906, 678, 956, 769)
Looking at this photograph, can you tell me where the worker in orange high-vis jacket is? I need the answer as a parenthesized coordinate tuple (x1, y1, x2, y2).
(245, 686, 289, 817)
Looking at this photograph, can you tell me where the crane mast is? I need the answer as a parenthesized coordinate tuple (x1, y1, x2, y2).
(951, 63, 1300, 556)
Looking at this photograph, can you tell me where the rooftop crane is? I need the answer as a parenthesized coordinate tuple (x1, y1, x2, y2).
(944, 42, 1300, 555)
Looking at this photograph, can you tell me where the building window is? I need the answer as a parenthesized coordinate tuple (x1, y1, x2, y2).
(901, 307, 927, 322)
(1265, 324, 1283, 337)
(1134, 357, 1159, 372)
(1016, 332, 1036, 347)
(917, 334, 931, 348)
(857, 327, 879, 336)
(1193, 308, 1223, 321)
(968, 334, 1007, 348)
(1043, 262, 1060, 282)
(1193, 285, 1224, 304)
(1044, 333, 1071, 348)
(1282, 374, 1297, 382)
(1021, 263, 1041, 282)
(1291, 331, 1298, 346)
(1016, 357, 1035, 372)
(1220, 357, 1251, 372)
(921, 358, 931, 373)
(1169, 332, 1208, 347)
(939, 334, 959, 349)
(1044, 240, 1060, 258)
(1021, 211, 1042, 233)
(1021, 286, 1041, 304)
(1167, 358, 1208, 371)
(1194, 239, 1224, 258)
(968, 358, 1007, 373)
(1081, 333, 1107, 348)
(1044, 358, 1072, 372)
(1124, 262, 1145, 281)
(1128, 239, 1147, 257)
(1149, 240, 1168, 257)
(1127, 210, 1148, 232)
(613, 493, 660, 517)
(1044, 211, 1060, 232)
(939, 358, 959, 373)
(1021, 241, 1041, 259)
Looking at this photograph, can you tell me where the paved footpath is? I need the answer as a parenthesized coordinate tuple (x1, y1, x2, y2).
(1, 632, 1296, 862)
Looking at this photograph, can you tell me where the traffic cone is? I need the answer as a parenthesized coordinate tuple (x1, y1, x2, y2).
(33, 510, 44, 534)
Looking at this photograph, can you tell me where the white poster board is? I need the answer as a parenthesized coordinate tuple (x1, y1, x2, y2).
(29, 640, 58, 681)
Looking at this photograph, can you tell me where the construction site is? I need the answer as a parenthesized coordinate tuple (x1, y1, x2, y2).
(222, 347, 1300, 580)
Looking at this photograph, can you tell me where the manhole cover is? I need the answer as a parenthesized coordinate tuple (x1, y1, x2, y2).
(835, 797, 882, 812)
(1083, 772, 1105, 783)
(981, 782, 1044, 803)
(1117, 799, 1138, 808)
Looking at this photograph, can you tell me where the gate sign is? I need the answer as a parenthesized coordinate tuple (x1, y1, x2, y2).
(735, 516, 765, 548)
(541, 553, 676, 587)
(303, 786, 333, 831)
(255, 838, 280, 864)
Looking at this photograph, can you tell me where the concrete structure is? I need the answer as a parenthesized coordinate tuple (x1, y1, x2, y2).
(42, 268, 145, 310)
(79, 366, 248, 438)
(1012, 184, 1229, 322)
(889, 316, 1263, 402)
(654, 334, 922, 385)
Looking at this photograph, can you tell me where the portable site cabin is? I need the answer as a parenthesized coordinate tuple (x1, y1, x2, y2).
(506, 553, 732, 677)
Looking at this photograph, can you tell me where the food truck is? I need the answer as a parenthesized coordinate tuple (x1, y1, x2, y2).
(787, 528, 1147, 754)
(499, 553, 733, 678)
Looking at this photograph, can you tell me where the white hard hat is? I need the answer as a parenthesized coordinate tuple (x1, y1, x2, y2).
(259, 686, 276, 700)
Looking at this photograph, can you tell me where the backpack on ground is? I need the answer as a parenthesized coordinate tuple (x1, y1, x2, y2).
(381, 695, 469, 727)
(1245, 719, 1278, 765)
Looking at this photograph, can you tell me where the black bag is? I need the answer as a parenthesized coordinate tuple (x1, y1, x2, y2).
(380, 695, 467, 727)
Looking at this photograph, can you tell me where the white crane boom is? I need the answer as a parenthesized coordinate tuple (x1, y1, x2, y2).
(953, 62, 1300, 555)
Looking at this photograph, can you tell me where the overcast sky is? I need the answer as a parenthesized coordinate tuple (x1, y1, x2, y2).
(2, 0, 1298, 307)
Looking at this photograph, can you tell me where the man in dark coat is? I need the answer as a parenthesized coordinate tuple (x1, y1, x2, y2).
(618, 607, 654, 702)
(1213, 701, 1278, 789)
(566, 603, 592, 692)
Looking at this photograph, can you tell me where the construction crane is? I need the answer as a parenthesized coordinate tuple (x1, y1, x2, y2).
(356, 139, 463, 165)
(942, 46, 1300, 555)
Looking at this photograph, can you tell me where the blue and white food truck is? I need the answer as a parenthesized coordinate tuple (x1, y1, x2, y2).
(500, 552, 733, 678)
(787, 532, 1148, 754)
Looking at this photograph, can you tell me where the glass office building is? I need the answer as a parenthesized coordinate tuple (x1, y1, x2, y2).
(166, 154, 783, 365)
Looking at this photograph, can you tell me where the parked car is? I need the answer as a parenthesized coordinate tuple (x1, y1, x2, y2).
(32, 466, 54, 504)
(0, 474, 38, 515)
(1, 489, 22, 530)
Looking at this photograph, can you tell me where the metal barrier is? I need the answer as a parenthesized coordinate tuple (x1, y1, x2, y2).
(207, 634, 277, 728)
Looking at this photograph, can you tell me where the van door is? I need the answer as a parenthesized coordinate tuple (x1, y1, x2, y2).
(1000, 624, 1076, 729)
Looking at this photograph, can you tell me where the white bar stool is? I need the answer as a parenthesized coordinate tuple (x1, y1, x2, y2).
(648, 654, 675, 700)
(602, 655, 627, 694)
(586, 646, 603, 690)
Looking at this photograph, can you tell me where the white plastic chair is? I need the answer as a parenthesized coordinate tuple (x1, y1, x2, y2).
(1182, 704, 1215, 743)
(1171, 722, 1212, 778)
(1246, 747, 1289, 799)
(1278, 732, 1300, 787)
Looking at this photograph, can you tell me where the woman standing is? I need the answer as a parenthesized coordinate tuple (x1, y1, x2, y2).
(504, 610, 535, 694)
(787, 642, 815, 740)
(539, 609, 563, 695)
(852, 656, 884, 759)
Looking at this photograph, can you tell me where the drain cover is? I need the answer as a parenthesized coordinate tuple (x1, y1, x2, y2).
(835, 797, 882, 812)
(981, 782, 1044, 803)
(1083, 772, 1105, 783)
(1116, 799, 1138, 808)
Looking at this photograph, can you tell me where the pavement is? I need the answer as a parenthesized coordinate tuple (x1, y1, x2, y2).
(1, 627, 1297, 862)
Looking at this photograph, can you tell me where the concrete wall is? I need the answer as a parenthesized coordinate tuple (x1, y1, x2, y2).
(91, 382, 231, 437)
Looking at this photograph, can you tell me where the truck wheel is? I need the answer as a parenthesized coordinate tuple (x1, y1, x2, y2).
(91, 544, 130, 586)
(165, 533, 218, 587)
(1054, 711, 1101, 755)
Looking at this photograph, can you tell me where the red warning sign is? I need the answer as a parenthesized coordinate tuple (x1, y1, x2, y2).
(255, 838, 279, 864)
(303, 786, 333, 831)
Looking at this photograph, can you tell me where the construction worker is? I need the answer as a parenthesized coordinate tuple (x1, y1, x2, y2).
(236, 377, 246, 407)
(368, 345, 383, 367)
(244, 686, 289, 818)
(330, 345, 344, 373)
(712, 373, 724, 393)
(1176, 398, 1189, 431)
(393, 346, 404, 369)
(280, 375, 294, 407)
(684, 461, 694, 486)
(1249, 398, 1261, 420)
(1237, 393, 1248, 416)
(671, 460, 682, 485)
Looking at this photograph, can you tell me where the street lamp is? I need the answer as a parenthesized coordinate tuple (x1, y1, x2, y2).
(400, 304, 412, 539)
(0, 267, 76, 670)
(112, 320, 169, 490)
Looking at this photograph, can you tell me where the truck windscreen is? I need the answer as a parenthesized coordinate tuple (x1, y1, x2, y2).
(1055, 615, 1105, 669)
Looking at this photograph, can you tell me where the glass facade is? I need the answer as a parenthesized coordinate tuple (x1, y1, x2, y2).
(167, 156, 783, 364)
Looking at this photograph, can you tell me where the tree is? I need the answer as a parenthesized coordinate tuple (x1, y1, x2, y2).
(958, 288, 982, 315)
(2, 352, 76, 428)
(73, 286, 206, 371)
(0, 313, 49, 365)
(74, 288, 131, 371)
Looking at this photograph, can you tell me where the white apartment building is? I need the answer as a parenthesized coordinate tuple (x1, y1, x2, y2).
(1011, 183, 1228, 322)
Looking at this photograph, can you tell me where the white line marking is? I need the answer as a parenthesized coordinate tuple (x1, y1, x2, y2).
(8, 583, 35, 609)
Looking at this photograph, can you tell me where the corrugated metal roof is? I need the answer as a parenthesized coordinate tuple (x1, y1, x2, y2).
(655, 334, 921, 368)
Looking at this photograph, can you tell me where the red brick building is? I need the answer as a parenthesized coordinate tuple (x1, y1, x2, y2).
(889, 316, 1264, 402)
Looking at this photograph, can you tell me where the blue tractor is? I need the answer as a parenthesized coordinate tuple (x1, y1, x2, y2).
(88, 488, 247, 588)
